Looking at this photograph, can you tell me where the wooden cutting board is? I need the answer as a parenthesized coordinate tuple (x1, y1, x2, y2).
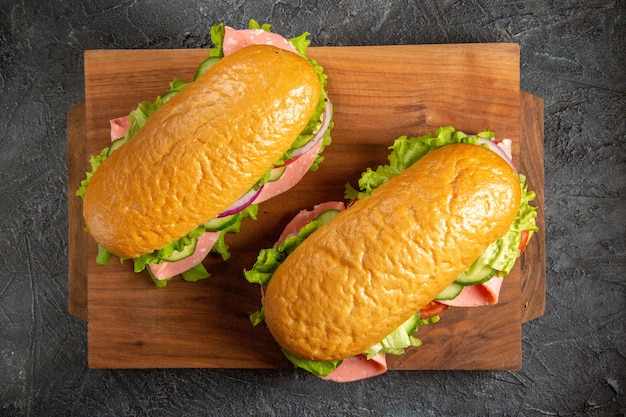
(67, 44, 546, 370)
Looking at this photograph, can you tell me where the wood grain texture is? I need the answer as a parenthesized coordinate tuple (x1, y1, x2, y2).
(519, 92, 547, 322)
(68, 44, 545, 370)
(67, 102, 88, 321)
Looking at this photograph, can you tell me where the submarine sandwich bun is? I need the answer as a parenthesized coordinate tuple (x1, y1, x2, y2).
(245, 126, 538, 381)
(76, 21, 333, 285)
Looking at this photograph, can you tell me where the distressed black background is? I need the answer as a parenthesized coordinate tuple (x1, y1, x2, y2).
(1, 1, 624, 416)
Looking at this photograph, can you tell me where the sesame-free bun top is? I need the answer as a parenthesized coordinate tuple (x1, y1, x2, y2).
(263, 144, 521, 361)
(83, 45, 321, 259)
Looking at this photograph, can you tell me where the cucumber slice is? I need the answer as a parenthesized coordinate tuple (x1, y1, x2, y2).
(454, 263, 497, 286)
(204, 214, 237, 232)
(314, 209, 340, 224)
(162, 238, 197, 262)
(435, 282, 464, 300)
(106, 137, 128, 156)
(268, 165, 287, 182)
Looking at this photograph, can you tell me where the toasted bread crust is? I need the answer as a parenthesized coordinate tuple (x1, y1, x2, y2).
(263, 144, 521, 361)
(83, 45, 321, 258)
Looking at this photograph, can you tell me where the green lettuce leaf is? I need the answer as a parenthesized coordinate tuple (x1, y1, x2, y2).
(75, 147, 108, 198)
(124, 78, 190, 141)
(192, 23, 225, 80)
(249, 307, 265, 327)
(210, 22, 226, 56)
(248, 18, 272, 32)
(345, 126, 491, 200)
(282, 350, 342, 378)
(363, 313, 422, 359)
(211, 204, 259, 261)
(181, 263, 211, 282)
(244, 209, 336, 286)
(95, 243, 114, 265)
(466, 175, 538, 277)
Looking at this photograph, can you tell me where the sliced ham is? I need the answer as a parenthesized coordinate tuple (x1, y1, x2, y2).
(322, 354, 388, 382)
(222, 26, 298, 56)
(254, 138, 324, 205)
(148, 231, 221, 280)
(274, 201, 346, 247)
(439, 276, 504, 307)
(496, 138, 513, 160)
(109, 116, 130, 141)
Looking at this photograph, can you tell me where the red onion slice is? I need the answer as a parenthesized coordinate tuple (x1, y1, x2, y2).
(218, 185, 264, 218)
(291, 98, 332, 159)
(476, 137, 517, 173)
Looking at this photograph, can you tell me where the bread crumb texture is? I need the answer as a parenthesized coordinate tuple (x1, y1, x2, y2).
(264, 144, 521, 361)
(83, 45, 321, 258)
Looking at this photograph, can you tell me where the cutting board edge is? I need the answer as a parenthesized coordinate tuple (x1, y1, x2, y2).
(519, 91, 547, 323)
(67, 102, 88, 321)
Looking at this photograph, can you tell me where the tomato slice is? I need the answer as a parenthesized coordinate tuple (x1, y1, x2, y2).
(519, 230, 530, 254)
(419, 301, 449, 319)
(273, 155, 300, 169)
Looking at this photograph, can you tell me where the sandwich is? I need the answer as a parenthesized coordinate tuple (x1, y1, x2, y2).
(244, 126, 538, 381)
(76, 20, 333, 286)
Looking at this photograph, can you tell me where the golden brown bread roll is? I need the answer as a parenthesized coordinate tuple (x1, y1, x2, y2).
(263, 143, 521, 361)
(83, 44, 321, 259)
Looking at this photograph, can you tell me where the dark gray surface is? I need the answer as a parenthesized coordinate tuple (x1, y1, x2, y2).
(1, 1, 624, 416)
